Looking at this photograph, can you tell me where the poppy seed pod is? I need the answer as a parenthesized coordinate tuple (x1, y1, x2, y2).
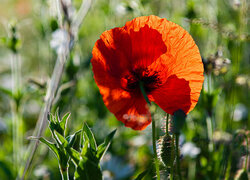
(159, 134, 175, 167)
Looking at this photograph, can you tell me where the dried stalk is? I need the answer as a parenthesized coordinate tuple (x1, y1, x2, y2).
(20, 0, 92, 179)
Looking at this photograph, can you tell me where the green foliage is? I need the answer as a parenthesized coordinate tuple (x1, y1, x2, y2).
(34, 111, 116, 180)
(0, 0, 249, 179)
(134, 169, 149, 180)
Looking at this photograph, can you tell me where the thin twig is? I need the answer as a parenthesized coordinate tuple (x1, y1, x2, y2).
(72, 0, 92, 36)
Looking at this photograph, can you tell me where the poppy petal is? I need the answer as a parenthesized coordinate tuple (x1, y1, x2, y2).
(150, 75, 192, 114)
(150, 73, 203, 115)
(92, 40, 151, 130)
(93, 27, 132, 78)
(114, 95, 151, 130)
(127, 24, 167, 69)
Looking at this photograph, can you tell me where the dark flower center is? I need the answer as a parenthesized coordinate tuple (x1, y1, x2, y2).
(120, 68, 161, 93)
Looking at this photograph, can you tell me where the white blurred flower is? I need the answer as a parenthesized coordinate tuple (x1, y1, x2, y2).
(34, 165, 50, 178)
(115, 3, 127, 16)
(50, 29, 69, 54)
(233, 0, 241, 7)
(236, 75, 250, 87)
(213, 130, 232, 144)
(233, 104, 248, 122)
(130, 0, 139, 9)
(101, 153, 134, 180)
(129, 135, 147, 147)
(181, 142, 200, 158)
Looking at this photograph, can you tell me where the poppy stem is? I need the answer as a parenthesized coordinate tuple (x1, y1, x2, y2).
(175, 133, 182, 180)
(139, 81, 151, 104)
(139, 81, 160, 179)
(170, 134, 175, 180)
(60, 165, 69, 180)
(166, 113, 169, 136)
(152, 117, 160, 180)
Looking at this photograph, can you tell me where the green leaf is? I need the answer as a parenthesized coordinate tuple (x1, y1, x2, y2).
(67, 147, 81, 165)
(0, 37, 7, 45)
(49, 113, 55, 123)
(55, 107, 60, 123)
(74, 140, 102, 180)
(0, 86, 13, 97)
(29, 136, 59, 159)
(54, 131, 81, 164)
(82, 122, 97, 151)
(66, 130, 81, 147)
(54, 130, 69, 148)
(96, 129, 116, 160)
(134, 169, 149, 180)
(235, 169, 248, 180)
(74, 159, 102, 180)
(0, 160, 14, 180)
(49, 112, 64, 136)
(60, 112, 71, 136)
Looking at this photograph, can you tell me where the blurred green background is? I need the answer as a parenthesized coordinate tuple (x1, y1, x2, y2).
(0, 0, 249, 179)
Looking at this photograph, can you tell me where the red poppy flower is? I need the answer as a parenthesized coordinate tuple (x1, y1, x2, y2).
(91, 15, 204, 130)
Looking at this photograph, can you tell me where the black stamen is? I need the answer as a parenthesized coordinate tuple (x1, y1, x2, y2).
(123, 68, 161, 93)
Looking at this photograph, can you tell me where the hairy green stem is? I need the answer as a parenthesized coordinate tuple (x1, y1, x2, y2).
(170, 134, 175, 180)
(152, 118, 160, 180)
(175, 134, 182, 180)
(166, 113, 169, 136)
(60, 166, 69, 180)
(139, 82, 160, 179)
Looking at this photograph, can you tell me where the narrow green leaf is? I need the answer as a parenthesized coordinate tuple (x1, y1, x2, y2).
(82, 122, 97, 151)
(55, 107, 60, 123)
(68, 147, 81, 165)
(134, 169, 149, 180)
(49, 113, 54, 123)
(54, 131, 81, 164)
(96, 129, 116, 160)
(49, 113, 64, 136)
(66, 130, 81, 147)
(74, 140, 102, 180)
(74, 158, 102, 180)
(0, 86, 13, 97)
(54, 130, 68, 148)
(60, 112, 71, 136)
(81, 139, 89, 157)
(29, 136, 59, 158)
